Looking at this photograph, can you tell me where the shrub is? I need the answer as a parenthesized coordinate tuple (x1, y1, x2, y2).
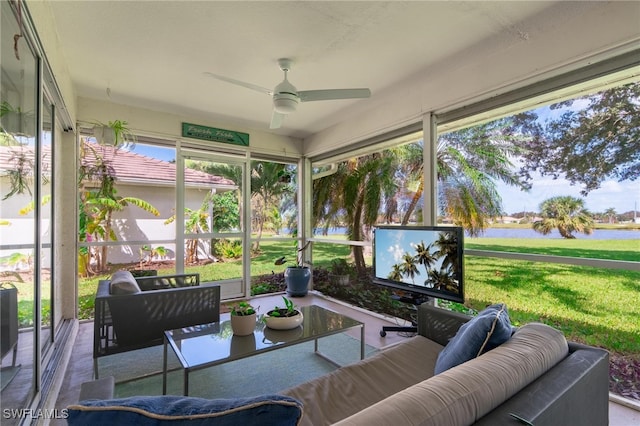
(213, 238, 243, 259)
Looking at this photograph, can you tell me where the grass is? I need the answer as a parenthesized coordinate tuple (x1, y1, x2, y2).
(463, 238, 639, 354)
(464, 255, 640, 354)
(466, 237, 639, 261)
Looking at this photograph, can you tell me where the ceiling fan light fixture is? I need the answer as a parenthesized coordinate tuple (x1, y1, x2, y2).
(273, 93, 299, 114)
(205, 58, 371, 128)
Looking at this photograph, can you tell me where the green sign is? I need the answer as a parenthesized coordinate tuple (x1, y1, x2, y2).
(181, 122, 249, 146)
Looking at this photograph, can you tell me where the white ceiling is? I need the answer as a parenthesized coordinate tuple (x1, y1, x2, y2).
(45, 1, 606, 140)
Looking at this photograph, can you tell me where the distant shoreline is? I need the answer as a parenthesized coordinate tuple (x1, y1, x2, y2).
(488, 223, 640, 231)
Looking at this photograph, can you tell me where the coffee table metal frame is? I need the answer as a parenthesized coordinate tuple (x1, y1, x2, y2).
(163, 304, 365, 396)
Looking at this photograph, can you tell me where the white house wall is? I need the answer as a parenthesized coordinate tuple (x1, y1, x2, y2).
(303, 1, 640, 157)
(0, 177, 51, 269)
(102, 183, 223, 265)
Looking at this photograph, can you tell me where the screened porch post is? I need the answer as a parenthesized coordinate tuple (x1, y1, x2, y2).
(423, 112, 437, 226)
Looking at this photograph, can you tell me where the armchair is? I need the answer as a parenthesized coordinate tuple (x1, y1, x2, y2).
(93, 272, 220, 378)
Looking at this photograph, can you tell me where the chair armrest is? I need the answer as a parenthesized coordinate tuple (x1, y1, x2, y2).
(416, 303, 470, 346)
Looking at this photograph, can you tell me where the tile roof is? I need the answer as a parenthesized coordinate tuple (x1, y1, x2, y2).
(0, 142, 236, 188)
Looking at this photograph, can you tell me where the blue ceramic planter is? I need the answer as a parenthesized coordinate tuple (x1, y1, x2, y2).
(284, 267, 311, 297)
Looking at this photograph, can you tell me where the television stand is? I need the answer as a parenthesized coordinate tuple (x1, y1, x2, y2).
(380, 293, 429, 337)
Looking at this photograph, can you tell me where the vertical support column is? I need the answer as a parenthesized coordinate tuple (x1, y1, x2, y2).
(242, 153, 251, 298)
(33, 58, 43, 391)
(423, 113, 437, 226)
(299, 157, 313, 289)
(175, 140, 185, 275)
(424, 113, 439, 307)
(56, 130, 77, 320)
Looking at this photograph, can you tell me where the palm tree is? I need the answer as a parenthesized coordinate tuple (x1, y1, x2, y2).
(314, 153, 397, 273)
(387, 264, 403, 282)
(436, 119, 530, 235)
(340, 118, 530, 238)
(164, 197, 212, 265)
(432, 231, 461, 276)
(250, 161, 293, 250)
(79, 142, 159, 273)
(203, 161, 292, 251)
(391, 142, 424, 225)
(604, 207, 617, 224)
(427, 267, 458, 293)
(532, 196, 594, 239)
(414, 241, 437, 271)
(400, 253, 419, 284)
(82, 188, 159, 272)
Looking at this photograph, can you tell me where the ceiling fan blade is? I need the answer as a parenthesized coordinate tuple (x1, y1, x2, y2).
(298, 88, 371, 102)
(270, 110, 286, 129)
(204, 72, 273, 95)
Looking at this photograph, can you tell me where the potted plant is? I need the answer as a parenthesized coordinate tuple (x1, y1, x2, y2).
(230, 301, 258, 336)
(330, 258, 351, 285)
(0, 101, 35, 136)
(274, 241, 311, 297)
(92, 119, 136, 147)
(264, 296, 303, 330)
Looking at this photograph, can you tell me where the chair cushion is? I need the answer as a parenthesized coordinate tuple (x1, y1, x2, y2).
(67, 394, 303, 426)
(434, 303, 514, 374)
(109, 270, 141, 295)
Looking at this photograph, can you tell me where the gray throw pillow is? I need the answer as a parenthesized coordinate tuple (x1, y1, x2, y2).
(109, 270, 141, 295)
(434, 303, 514, 374)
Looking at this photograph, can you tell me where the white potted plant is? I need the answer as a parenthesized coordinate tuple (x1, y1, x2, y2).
(0, 101, 35, 137)
(92, 119, 136, 147)
(230, 301, 258, 336)
(330, 258, 351, 285)
(264, 296, 303, 330)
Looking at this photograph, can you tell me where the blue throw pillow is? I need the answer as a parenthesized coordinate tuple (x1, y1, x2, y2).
(434, 303, 514, 374)
(67, 394, 303, 426)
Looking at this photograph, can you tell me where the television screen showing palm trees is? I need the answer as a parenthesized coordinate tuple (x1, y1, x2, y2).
(373, 226, 464, 303)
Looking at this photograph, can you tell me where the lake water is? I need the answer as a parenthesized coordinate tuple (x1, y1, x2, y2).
(316, 227, 639, 241)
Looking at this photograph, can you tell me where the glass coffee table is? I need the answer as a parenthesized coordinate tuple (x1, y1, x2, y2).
(163, 304, 365, 395)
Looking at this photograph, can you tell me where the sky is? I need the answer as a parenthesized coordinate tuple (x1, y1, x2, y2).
(495, 102, 639, 215)
(495, 175, 639, 216)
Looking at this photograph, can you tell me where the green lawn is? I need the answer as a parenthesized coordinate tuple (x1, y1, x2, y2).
(463, 238, 639, 354)
(464, 255, 639, 353)
(466, 237, 639, 261)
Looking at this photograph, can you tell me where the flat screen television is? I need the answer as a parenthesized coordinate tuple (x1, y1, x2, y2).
(373, 225, 464, 303)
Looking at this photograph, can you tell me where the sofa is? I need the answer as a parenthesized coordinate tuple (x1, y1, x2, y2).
(73, 302, 609, 426)
(93, 271, 221, 378)
(282, 303, 610, 425)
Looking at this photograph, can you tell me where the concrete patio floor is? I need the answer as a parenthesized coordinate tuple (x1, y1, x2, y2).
(42, 291, 640, 425)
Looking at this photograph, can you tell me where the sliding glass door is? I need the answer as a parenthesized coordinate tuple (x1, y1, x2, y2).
(179, 149, 247, 298)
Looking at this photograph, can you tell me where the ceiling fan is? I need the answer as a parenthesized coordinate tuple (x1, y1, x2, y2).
(205, 58, 371, 129)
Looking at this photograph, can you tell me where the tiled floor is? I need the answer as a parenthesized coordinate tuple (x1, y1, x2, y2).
(45, 291, 640, 425)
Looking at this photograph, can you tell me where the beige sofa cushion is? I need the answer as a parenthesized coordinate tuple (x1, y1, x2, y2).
(282, 335, 444, 426)
(334, 323, 568, 426)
